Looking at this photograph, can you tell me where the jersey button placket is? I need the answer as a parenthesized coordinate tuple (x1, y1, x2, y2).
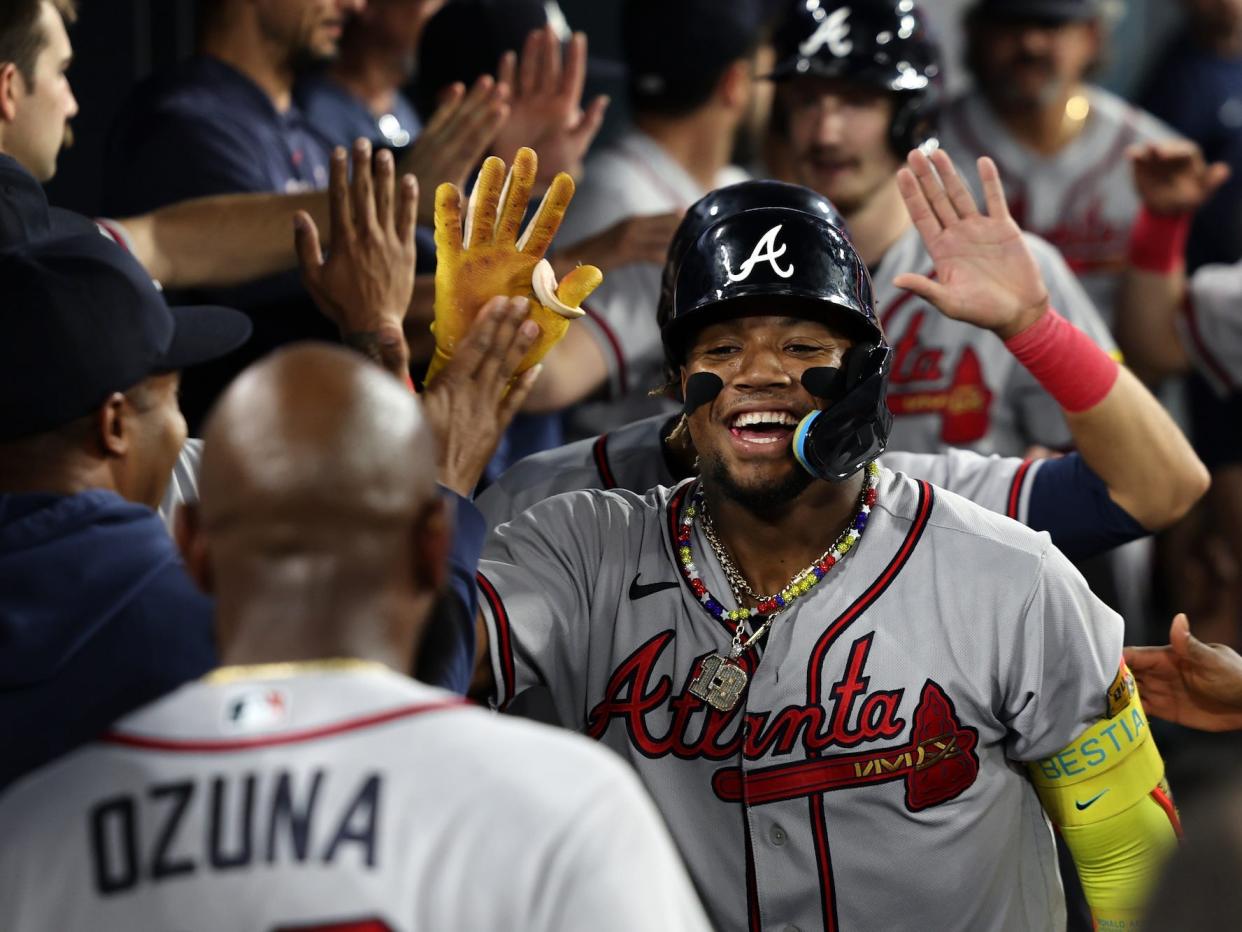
(768, 824, 787, 847)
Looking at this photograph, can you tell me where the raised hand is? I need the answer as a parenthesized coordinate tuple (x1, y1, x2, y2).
(494, 27, 609, 185)
(427, 146, 602, 384)
(1129, 140, 1231, 216)
(894, 148, 1049, 340)
(399, 76, 510, 227)
(1124, 613, 1242, 732)
(421, 297, 542, 496)
(295, 139, 417, 380)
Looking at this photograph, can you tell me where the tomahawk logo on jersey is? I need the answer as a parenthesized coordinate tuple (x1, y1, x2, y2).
(872, 226, 1116, 454)
(478, 469, 1124, 931)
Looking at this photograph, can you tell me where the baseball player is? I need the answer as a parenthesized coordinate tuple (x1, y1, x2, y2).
(771, 0, 1117, 456)
(1116, 140, 1242, 396)
(936, 0, 1176, 327)
(479, 179, 1207, 559)
(0, 346, 710, 932)
(472, 153, 1181, 930)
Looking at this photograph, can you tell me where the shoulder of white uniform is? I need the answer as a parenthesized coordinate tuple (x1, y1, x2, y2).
(1086, 84, 1180, 141)
(426, 709, 652, 816)
(487, 483, 673, 542)
(875, 466, 1050, 561)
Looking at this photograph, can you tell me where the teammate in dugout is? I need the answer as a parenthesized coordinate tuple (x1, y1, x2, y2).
(478, 177, 1207, 561)
(471, 154, 1181, 929)
(768, 0, 1117, 457)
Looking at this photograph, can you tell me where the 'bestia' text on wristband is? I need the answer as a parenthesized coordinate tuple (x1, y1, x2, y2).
(1004, 308, 1120, 413)
(1127, 205, 1191, 275)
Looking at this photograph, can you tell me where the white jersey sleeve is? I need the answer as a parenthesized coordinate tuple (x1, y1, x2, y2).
(1001, 543, 1125, 761)
(1009, 235, 1118, 449)
(1182, 260, 1242, 395)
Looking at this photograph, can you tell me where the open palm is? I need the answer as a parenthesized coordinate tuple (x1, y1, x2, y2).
(894, 149, 1050, 340)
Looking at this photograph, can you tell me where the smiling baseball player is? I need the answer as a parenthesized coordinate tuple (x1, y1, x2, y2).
(473, 150, 1181, 930)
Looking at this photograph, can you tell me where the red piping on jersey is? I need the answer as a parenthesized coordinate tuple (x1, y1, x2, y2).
(878, 282, 927, 333)
(102, 699, 466, 753)
(94, 218, 131, 252)
(583, 304, 629, 396)
(1007, 458, 1035, 520)
(477, 572, 516, 710)
(592, 434, 618, 489)
(1183, 294, 1236, 392)
(803, 479, 935, 932)
(1057, 112, 1138, 227)
(1151, 785, 1183, 839)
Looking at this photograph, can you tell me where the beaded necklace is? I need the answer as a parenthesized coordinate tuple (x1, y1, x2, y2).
(678, 462, 879, 712)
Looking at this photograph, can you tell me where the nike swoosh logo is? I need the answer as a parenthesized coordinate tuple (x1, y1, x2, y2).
(629, 574, 680, 600)
(1075, 790, 1109, 811)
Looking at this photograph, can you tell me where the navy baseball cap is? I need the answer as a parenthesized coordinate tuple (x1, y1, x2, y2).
(0, 232, 252, 441)
(622, 0, 768, 115)
(970, 0, 1103, 23)
(414, 0, 625, 120)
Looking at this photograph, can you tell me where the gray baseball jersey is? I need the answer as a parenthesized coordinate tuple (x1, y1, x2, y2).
(554, 127, 749, 439)
(873, 225, 1116, 455)
(1182, 259, 1242, 396)
(478, 470, 1123, 931)
(938, 86, 1174, 327)
(477, 413, 1042, 530)
(0, 665, 709, 932)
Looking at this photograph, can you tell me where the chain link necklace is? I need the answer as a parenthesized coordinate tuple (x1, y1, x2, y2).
(677, 462, 880, 712)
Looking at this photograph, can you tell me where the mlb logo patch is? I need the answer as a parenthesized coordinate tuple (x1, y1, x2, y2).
(221, 686, 290, 734)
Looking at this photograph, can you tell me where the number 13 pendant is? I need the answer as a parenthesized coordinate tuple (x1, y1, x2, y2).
(689, 654, 749, 712)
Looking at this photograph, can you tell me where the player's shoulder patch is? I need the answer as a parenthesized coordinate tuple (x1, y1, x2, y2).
(1106, 662, 1136, 719)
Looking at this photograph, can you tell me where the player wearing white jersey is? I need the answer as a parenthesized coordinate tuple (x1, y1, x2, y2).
(936, 0, 1175, 328)
(769, 0, 1116, 457)
(0, 346, 709, 932)
(1117, 139, 1242, 396)
(529, 0, 758, 436)
(474, 150, 1181, 930)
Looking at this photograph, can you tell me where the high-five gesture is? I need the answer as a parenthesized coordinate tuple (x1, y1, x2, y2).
(1124, 613, 1242, 733)
(495, 27, 609, 185)
(427, 146, 602, 384)
(296, 140, 418, 380)
(894, 149, 1049, 340)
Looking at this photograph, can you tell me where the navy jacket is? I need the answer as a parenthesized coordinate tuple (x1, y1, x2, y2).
(0, 491, 215, 789)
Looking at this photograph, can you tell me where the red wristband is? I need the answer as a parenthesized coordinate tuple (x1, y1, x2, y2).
(1127, 205, 1191, 274)
(1003, 308, 1119, 413)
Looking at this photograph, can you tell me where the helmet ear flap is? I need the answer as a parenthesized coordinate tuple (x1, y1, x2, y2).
(888, 95, 939, 157)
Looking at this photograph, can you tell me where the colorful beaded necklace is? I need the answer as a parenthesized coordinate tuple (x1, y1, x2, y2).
(675, 461, 880, 626)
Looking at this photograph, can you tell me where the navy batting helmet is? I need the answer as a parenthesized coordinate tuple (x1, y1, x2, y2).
(665, 206, 892, 481)
(769, 0, 943, 155)
(657, 179, 845, 339)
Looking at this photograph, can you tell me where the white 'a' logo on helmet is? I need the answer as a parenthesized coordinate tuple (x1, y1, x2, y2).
(799, 7, 853, 58)
(726, 224, 795, 283)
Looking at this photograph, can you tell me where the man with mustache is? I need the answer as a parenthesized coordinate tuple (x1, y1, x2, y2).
(937, 0, 1176, 327)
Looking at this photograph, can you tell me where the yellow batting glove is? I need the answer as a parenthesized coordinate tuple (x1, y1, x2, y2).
(427, 146, 603, 384)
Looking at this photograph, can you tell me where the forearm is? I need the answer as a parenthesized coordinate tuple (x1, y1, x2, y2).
(1066, 367, 1208, 529)
(520, 321, 609, 413)
(1029, 680, 1181, 928)
(117, 190, 329, 288)
(1004, 309, 1207, 530)
(1116, 205, 1194, 382)
(1116, 267, 1191, 382)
